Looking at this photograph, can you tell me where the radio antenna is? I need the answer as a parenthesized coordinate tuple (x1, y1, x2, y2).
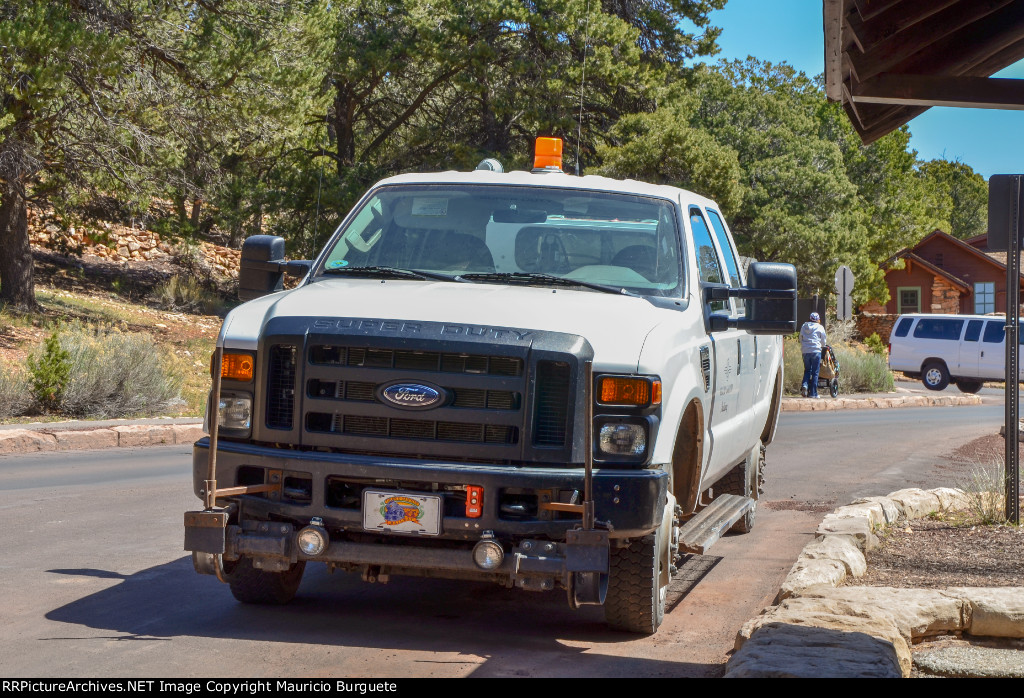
(575, 0, 591, 176)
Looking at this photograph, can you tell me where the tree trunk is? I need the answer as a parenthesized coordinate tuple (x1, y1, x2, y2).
(0, 182, 35, 310)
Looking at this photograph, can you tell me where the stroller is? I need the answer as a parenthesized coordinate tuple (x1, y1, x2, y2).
(818, 345, 840, 398)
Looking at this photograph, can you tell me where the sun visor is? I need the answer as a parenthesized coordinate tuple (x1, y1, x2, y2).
(392, 195, 492, 235)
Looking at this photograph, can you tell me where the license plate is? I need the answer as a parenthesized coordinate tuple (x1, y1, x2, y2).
(362, 490, 442, 536)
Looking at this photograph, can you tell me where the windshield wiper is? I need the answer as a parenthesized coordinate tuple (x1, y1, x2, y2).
(321, 265, 467, 282)
(458, 272, 638, 296)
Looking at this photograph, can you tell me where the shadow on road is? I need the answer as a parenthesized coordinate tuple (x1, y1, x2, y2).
(44, 555, 725, 678)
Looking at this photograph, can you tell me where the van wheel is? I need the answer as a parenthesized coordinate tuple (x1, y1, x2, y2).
(922, 361, 950, 391)
(956, 379, 984, 394)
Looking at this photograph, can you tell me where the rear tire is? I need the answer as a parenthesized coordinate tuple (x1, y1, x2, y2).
(829, 378, 839, 398)
(922, 361, 950, 391)
(227, 556, 305, 605)
(956, 379, 984, 394)
(604, 524, 666, 634)
(713, 444, 764, 534)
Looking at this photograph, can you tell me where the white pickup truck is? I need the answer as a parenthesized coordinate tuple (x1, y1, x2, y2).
(184, 139, 797, 634)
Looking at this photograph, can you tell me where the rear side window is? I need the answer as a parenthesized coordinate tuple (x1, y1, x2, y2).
(894, 318, 913, 337)
(912, 318, 964, 340)
(984, 321, 1005, 343)
(964, 319, 984, 342)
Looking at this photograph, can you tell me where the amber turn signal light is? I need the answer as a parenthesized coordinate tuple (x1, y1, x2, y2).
(220, 352, 255, 382)
(598, 376, 661, 406)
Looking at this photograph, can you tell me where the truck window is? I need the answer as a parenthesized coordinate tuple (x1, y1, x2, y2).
(704, 208, 744, 312)
(689, 208, 727, 312)
(319, 184, 683, 297)
(912, 318, 964, 340)
(983, 320, 1005, 343)
(893, 317, 913, 337)
(964, 319, 984, 342)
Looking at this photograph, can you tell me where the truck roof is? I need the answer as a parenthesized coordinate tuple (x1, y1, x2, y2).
(373, 169, 721, 209)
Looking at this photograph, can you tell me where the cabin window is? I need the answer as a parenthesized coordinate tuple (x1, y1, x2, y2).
(975, 282, 995, 314)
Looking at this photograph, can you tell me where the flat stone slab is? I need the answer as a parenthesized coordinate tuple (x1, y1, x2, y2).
(50, 428, 118, 450)
(791, 587, 968, 639)
(727, 621, 905, 678)
(949, 588, 1024, 638)
(915, 646, 1024, 678)
(0, 429, 56, 454)
(112, 424, 177, 447)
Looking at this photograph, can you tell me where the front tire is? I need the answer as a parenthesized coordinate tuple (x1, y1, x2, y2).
(227, 556, 306, 605)
(922, 361, 950, 391)
(604, 524, 666, 634)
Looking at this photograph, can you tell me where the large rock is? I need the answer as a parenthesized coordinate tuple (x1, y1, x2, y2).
(832, 503, 888, 531)
(886, 488, 941, 519)
(816, 513, 878, 550)
(0, 429, 57, 454)
(949, 588, 1024, 638)
(929, 487, 974, 513)
(849, 495, 904, 525)
(798, 535, 867, 577)
(728, 619, 907, 678)
(789, 587, 969, 639)
(777, 558, 847, 601)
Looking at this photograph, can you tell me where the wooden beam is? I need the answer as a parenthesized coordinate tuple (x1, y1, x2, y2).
(852, 0, 903, 21)
(849, 0, 1018, 84)
(824, 0, 846, 101)
(847, 0, 959, 49)
(852, 74, 1024, 109)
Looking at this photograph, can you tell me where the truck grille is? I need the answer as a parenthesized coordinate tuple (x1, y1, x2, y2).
(257, 322, 585, 464)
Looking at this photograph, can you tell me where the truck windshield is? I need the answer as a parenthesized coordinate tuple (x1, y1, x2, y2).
(317, 184, 683, 297)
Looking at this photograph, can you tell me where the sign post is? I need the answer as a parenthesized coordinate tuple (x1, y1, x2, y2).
(834, 265, 854, 321)
(987, 174, 1022, 525)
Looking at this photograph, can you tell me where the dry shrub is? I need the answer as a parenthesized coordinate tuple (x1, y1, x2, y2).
(783, 336, 894, 394)
(58, 326, 185, 418)
(956, 459, 1020, 525)
(151, 275, 223, 315)
(0, 366, 31, 418)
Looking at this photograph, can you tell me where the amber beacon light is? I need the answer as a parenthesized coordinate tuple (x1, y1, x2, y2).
(533, 136, 563, 171)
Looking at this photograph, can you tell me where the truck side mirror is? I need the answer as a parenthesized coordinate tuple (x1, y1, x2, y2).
(238, 235, 311, 301)
(704, 262, 797, 335)
(746, 262, 798, 334)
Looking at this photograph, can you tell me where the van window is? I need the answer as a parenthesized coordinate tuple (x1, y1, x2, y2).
(894, 318, 913, 337)
(912, 318, 964, 340)
(964, 319, 984, 342)
(983, 321, 1005, 343)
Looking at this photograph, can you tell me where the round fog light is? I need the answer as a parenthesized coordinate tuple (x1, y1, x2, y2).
(297, 525, 328, 556)
(472, 539, 504, 570)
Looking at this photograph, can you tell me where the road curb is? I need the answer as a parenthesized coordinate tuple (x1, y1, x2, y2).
(0, 422, 204, 455)
(781, 394, 983, 411)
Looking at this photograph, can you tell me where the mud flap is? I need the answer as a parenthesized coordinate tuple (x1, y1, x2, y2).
(566, 528, 610, 607)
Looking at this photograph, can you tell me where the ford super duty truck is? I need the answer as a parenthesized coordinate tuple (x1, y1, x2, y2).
(185, 138, 797, 634)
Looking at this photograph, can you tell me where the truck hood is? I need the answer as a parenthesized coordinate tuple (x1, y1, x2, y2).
(221, 278, 675, 371)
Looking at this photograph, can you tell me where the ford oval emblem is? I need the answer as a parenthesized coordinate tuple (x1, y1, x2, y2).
(377, 381, 448, 410)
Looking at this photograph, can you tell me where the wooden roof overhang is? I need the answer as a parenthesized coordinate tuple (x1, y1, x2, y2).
(824, 0, 1024, 144)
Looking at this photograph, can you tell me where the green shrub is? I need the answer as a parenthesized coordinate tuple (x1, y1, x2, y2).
(864, 332, 887, 356)
(27, 331, 72, 412)
(58, 326, 185, 418)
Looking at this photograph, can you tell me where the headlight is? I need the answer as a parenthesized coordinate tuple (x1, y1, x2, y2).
(218, 394, 252, 430)
(598, 422, 647, 456)
(297, 523, 328, 556)
(473, 533, 505, 570)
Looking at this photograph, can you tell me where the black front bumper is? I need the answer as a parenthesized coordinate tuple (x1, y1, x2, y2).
(192, 438, 667, 541)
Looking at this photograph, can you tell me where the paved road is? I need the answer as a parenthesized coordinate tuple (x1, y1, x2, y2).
(0, 402, 1005, 678)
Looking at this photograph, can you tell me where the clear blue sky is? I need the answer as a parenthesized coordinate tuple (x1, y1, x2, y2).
(697, 0, 1024, 179)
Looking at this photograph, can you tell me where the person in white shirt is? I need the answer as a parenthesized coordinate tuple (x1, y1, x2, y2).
(800, 312, 827, 398)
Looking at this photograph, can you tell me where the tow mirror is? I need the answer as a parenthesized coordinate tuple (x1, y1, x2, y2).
(238, 235, 311, 301)
(705, 262, 797, 335)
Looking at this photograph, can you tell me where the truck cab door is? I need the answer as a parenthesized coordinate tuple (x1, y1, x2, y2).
(689, 207, 749, 483)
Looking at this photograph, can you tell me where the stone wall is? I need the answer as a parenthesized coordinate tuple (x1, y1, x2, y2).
(856, 312, 898, 341)
(26, 205, 241, 279)
(930, 276, 961, 313)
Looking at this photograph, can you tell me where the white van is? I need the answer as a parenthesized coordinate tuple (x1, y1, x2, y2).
(888, 313, 1017, 392)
